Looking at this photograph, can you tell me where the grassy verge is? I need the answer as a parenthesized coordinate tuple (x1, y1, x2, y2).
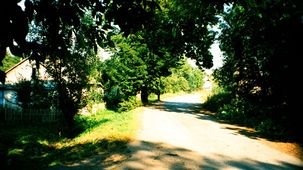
(0, 107, 142, 169)
(148, 89, 211, 104)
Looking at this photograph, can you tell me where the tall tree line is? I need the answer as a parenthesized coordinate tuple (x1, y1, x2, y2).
(214, 0, 302, 137)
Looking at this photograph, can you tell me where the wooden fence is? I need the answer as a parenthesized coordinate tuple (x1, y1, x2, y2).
(0, 107, 63, 123)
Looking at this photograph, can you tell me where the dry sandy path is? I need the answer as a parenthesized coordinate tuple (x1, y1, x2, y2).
(114, 93, 303, 170)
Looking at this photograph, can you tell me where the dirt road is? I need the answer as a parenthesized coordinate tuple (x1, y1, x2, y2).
(114, 93, 303, 170)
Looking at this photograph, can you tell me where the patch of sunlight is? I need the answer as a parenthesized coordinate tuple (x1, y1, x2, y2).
(51, 107, 142, 151)
(43, 107, 143, 168)
(50, 142, 64, 149)
(17, 135, 32, 144)
(37, 139, 49, 146)
(8, 148, 23, 156)
(49, 161, 63, 167)
(41, 153, 49, 158)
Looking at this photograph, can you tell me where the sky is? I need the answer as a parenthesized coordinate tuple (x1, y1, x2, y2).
(18, 0, 25, 10)
(208, 41, 223, 70)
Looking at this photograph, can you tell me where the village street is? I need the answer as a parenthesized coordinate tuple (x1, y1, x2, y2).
(113, 93, 303, 170)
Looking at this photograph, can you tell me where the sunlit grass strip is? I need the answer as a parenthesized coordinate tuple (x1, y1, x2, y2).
(149, 89, 207, 103)
(47, 107, 142, 166)
(74, 107, 142, 143)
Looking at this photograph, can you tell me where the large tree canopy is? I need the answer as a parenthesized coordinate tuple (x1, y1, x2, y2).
(0, 0, 160, 83)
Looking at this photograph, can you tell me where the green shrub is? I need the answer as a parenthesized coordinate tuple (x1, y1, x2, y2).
(164, 76, 190, 93)
(217, 97, 264, 125)
(203, 91, 232, 112)
(118, 96, 141, 112)
(255, 119, 286, 138)
(103, 86, 123, 110)
(103, 87, 141, 112)
(73, 111, 110, 135)
(204, 89, 268, 126)
(15, 80, 53, 109)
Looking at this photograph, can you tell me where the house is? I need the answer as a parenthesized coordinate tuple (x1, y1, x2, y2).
(0, 58, 51, 108)
(5, 58, 50, 84)
(0, 58, 62, 122)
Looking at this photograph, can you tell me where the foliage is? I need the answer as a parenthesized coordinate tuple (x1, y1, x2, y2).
(205, 89, 289, 138)
(1, 0, 299, 141)
(103, 86, 124, 111)
(0, 0, 28, 68)
(0, 0, 163, 128)
(163, 60, 204, 93)
(118, 96, 142, 113)
(212, 0, 302, 138)
(164, 75, 189, 93)
(35, 10, 98, 127)
(160, 0, 226, 69)
(15, 80, 52, 109)
(0, 54, 21, 72)
(82, 85, 104, 110)
(203, 90, 232, 113)
(0, 0, 161, 83)
(1, 0, 217, 117)
(101, 31, 185, 108)
(101, 34, 148, 110)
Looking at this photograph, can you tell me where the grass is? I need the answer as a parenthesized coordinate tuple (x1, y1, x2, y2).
(0, 107, 142, 169)
(148, 91, 190, 103)
(148, 89, 210, 104)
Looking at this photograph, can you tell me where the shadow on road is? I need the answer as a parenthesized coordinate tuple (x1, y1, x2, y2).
(150, 101, 297, 140)
(149, 101, 218, 121)
(48, 140, 303, 170)
(124, 140, 303, 170)
(149, 100, 303, 161)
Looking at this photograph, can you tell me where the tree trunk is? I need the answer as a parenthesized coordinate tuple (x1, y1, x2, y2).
(156, 91, 161, 101)
(58, 86, 77, 137)
(141, 86, 149, 105)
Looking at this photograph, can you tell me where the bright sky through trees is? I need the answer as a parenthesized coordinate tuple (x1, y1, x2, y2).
(202, 41, 223, 75)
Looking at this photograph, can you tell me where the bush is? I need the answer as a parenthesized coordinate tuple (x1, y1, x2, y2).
(15, 80, 53, 109)
(103, 87, 141, 112)
(163, 76, 190, 93)
(204, 88, 267, 126)
(118, 96, 141, 112)
(255, 119, 285, 138)
(103, 86, 123, 111)
(203, 91, 232, 113)
(82, 85, 104, 111)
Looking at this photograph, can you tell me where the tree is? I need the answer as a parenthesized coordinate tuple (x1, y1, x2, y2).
(41, 10, 97, 128)
(214, 0, 302, 136)
(160, 0, 227, 69)
(10, 1, 98, 128)
(0, 0, 162, 129)
(0, 0, 28, 83)
(0, 0, 160, 63)
(163, 60, 204, 93)
(101, 34, 148, 110)
(101, 30, 186, 109)
(0, 53, 21, 72)
(101, 0, 222, 104)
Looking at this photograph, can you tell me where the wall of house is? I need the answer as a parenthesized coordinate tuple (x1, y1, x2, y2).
(5, 60, 33, 84)
(5, 60, 52, 85)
